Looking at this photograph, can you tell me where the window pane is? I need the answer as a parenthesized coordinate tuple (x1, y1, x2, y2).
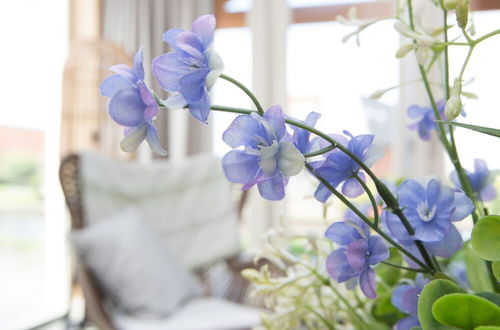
(0, 1, 68, 328)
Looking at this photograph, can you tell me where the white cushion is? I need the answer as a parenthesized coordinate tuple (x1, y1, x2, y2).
(71, 208, 203, 318)
(112, 297, 262, 330)
(80, 152, 241, 269)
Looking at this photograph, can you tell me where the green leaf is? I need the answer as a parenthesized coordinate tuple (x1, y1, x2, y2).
(476, 292, 500, 308)
(433, 272, 456, 282)
(474, 327, 500, 330)
(494, 261, 500, 282)
(471, 215, 500, 261)
(372, 291, 404, 325)
(418, 279, 465, 329)
(464, 242, 494, 292)
(432, 293, 500, 328)
(448, 121, 500, 139)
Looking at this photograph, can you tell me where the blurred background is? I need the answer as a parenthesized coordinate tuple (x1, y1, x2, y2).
(1, 0, 500, 329)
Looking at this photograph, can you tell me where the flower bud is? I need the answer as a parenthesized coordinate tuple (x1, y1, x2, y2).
(443, 0, 458, 10)
(445, 79, 463, 121)
(396, 43, 416, 59)
(456, 0, 470, 29)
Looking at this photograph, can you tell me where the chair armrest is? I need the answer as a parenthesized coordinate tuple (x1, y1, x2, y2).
(75, 262, 116, 330)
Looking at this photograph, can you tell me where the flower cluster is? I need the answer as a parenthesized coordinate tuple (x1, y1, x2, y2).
(100, 11, 500, 330)
(325, 211, 389, 298)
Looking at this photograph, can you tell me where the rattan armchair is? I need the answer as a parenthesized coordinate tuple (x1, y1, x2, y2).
(59, 153, 259, 330)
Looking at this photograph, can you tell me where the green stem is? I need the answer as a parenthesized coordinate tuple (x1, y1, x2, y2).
(473, 29, 500, 46)
(220, 74, 265, 115)
(305, 163, 432, 272)
(381, 261, 427, 273)
(354, 174, 380, 228)
(304, 145, 336, 158)
(210, 105, 255, 115)
(443, 9, 450, 100)
(305, 306, 335, 330)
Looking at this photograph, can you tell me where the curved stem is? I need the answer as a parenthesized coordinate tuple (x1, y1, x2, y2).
(381, 261, 427, 273)
(474, 29, 500, 46)
(210, 105, 255, 115)
(305, 163, 432, 272)
(220, 74, 265, 115)
(354, 174, 379, 228)
(304, 145, 336, 158)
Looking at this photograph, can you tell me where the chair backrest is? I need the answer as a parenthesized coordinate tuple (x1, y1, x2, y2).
(75, 152, 241, 269)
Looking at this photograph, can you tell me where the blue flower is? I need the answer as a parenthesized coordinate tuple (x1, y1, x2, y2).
(325, 214, 389, 299)
(408, 100, 465, 141)
(313, 131, 383, 201)
(394, 179, 474, 242)
(407, 101, 445, 141)
(451, 159, 497, 202)
(382, 210, 464, 268)
(290, 112, 321, 153)
(100, 48, 166, 155)
(152, 15, 224, 123)
(391, 274, 429, 330)
(221, 106, 304, 201)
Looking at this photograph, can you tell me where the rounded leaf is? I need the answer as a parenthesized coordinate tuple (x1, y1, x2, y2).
(493, 261, 500, 282)
(418, 279, 465, 330)
(432, 293, 500, 329)
(471, 215, 500, 261)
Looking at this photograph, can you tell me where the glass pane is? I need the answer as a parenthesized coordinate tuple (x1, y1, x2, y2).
(286, 20, 399, 230)
(0, 1, 68, 328)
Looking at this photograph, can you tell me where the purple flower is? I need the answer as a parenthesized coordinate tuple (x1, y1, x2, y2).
(325, 215, 389, 299)
(152, 15, 224, 123)
(382, 210, 464, 268)
(313, 131, 383, 201)
(391, 274, 429, 330)
(100, 48, 166, 155)
(395, 179, 474, 242)
(290, 112, 321, 153)
(408, 100, 465, 141)
(451, 159, 497, 202)
(221, 106, 304, 201)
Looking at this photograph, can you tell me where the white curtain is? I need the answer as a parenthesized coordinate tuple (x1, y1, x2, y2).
(101, 0, 214, 160)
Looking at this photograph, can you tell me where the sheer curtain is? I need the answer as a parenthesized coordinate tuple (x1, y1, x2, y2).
(101, 0, 214, 160)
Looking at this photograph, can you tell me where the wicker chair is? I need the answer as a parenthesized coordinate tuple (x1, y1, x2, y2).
(59, 153, 259, 330)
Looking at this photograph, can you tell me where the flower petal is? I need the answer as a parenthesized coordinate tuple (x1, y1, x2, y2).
(480, 185, 497, 202)
(187, 92, 211, 123)
(257, 172, 286, 201)
(426, 224, 462, 258)
(394, 316, 420, 330)
(145, 124, 167, 156)
(120, 124, 147, 152)
(259, 141, 279, 176)
(108, 87, 145, 127)
(221, 150, 260, 184)
(277, 141, 304, 177)
(176, 31, 206, 60)
(191, 14, 215, 48)
(364, 144, 384, 167)
(152, 52, 191, 92)
(326, 248, 357, 283)
(314, 183, 332, 203)
(450, 191, 474, 221)
(325, 222, 362, 246)
(179, 68, 210, 103)
(347, 239, 369, 272)
(392, 284, 412, 313)
(132, 47, 145, 81)
(359, 267, 377, 299)
(263, 105, 286, 140)
(398, 180, 425, 208)
(99, 74, 133, 98)
(408, 105, 426, 118)
(222, 115, 263, 149)
(342, 177, 364, 198)
(138, 82, 158, 121)
(368, 236, 389, 265)
(162, 93, 187, 109)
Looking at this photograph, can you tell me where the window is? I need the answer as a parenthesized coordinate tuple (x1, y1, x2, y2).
(0, 1, 68, 328)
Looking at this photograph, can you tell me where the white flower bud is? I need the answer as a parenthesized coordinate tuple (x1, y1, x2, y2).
(445, 79, 463, 121)
(396, 43, 416, 59)
(456, 0, 470, 29)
